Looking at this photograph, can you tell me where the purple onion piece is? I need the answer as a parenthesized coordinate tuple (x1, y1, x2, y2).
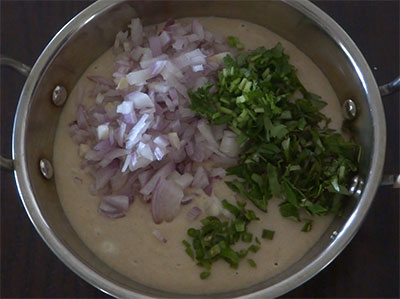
(187, 206, 202, 220)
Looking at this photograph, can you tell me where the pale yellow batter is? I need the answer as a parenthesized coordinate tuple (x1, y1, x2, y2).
(53, 17, 340, 294)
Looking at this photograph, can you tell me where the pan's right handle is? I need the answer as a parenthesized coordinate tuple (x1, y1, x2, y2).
(0, 55, 31, 170)
(379, 76, 400, 188)
(379, 76, 400, 96)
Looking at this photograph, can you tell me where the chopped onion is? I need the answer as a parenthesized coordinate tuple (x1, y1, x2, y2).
(187, 206, 202, 220)
(197, 119, 218, 149)
(192, 166, 209, 189)
(181, 194, 195, 205)
(102, 195, 130, 211)
(219, 130, 240, 157)
(69, 17, 236, 223)
(140, 161, 175, 196)
(152, 178, 183, 224)
(152, 229, 167, 243)
(126, 91, 154, 109)
(168, 132, 181, 149)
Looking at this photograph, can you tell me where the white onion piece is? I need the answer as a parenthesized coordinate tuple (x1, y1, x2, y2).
(219, 130, 240, 157)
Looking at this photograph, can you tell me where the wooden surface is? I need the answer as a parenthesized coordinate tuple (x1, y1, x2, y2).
(1, 1, 398, 298)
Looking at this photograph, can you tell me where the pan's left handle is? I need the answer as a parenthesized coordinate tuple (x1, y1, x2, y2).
(0, 55, 31, 170)
(379, 76, 400, 188)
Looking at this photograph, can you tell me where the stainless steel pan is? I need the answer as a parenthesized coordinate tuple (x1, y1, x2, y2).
(1, 0, 399, 297)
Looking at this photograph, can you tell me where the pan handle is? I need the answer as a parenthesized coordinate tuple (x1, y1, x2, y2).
(379, 76, 400, 188)
(0, 55, 31, 170)
(379, 76, 400, 96)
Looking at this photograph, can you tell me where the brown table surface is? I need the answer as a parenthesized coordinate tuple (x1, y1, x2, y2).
(1, 1, 399, 298)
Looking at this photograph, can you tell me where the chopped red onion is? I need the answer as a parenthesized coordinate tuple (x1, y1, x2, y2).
(140, 161, 175, 196)
(87, 75, 115, 87)
(181, 196, 193, 205)
(140, 54, 168, 69)
(99, 201, 125, 219)
(102, 195, 130, 211)
(192, 166, 209, 189)
(174, 172, 194, 189)
(152, 178, 183, 224)
(126, 91, 154, 109)
(197, 119, 218, 149)
(187, 206, 202, 220)
(73, 176, 83, 184)
(203, 183, 213, 196)
(152, 229, 167, 243)
(69, 17, 236, 223)
(129, 18, 143, 47)
(148, 36, 163, 57)
(210, 167, 226, 178)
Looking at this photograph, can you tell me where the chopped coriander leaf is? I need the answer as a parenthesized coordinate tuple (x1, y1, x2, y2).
(301, 219, 313, 232)
(227, 35, 244, 50)
(183, 200, 262, 278)
(242, 232, 253, 243)
(200, 271, 211, 279)
(248, 244, 260, 253)
(189, 43, 359, 225)
(248, 259, 257, 268)
(262, 229, 275, 240)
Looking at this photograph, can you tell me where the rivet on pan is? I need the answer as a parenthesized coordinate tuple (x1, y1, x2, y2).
(354, 178, 364, 198)
(330, 231, 338, 240)
(349, 175, 360, 195)
(39, 158, 53, 180)
(52, 85, 67, 106)
(342, 99, 357, 120)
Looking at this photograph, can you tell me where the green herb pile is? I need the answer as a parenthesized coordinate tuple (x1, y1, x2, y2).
(183, 200, 274, 279)
(189, 43, 360, 221)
